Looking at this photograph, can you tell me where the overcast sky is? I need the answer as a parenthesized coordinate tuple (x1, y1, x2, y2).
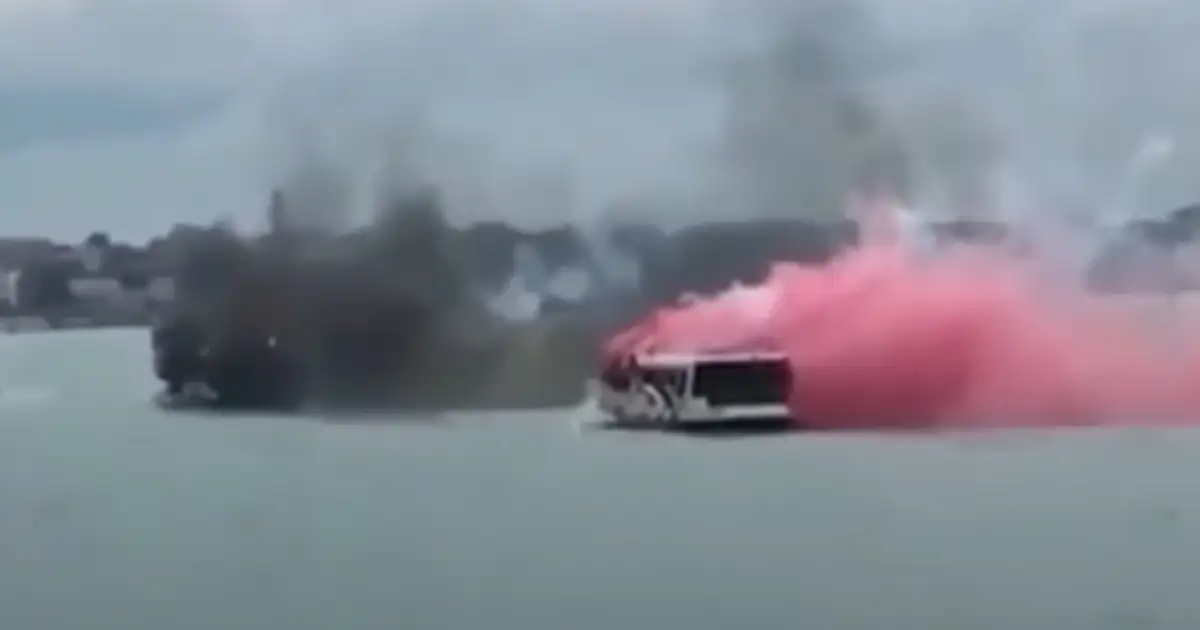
(0, 0, 736, 241)
(2, 0, 1200, 241)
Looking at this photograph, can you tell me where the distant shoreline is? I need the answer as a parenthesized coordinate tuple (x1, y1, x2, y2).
(0, 316, 148, 334)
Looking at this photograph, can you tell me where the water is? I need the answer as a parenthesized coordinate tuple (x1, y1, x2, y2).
(1, 330, 1199, 628)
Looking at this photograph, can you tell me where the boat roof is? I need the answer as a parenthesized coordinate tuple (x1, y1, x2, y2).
(632, 351, 787, 367)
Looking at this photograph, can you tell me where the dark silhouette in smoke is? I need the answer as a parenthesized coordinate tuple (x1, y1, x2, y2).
(153, 180, 864, 411)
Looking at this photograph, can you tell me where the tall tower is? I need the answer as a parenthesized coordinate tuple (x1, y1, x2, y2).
(268, 189, 288, 236)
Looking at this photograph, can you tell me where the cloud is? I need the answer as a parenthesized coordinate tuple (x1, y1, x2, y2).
(0, 0, 727, 240)
(3, 0, 1200, 241)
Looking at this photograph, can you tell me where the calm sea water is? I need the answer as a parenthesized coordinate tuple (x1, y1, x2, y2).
(0, 329, 1198, 629)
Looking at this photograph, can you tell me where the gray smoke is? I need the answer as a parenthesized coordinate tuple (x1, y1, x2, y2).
(720, 0, 1200, 222)
(165, 0, 1200, 411)
(260, 0, 1200, 294)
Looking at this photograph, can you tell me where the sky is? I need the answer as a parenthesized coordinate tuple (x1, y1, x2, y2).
(2, 0, 1200, 242)
(0, 0, 731, 240)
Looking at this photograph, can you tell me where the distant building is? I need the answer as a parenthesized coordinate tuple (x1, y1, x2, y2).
(78, 241, 104, 274)
(0, 238, 57, 271)
(12, 258, 75, 312)
(68, 275, 122, 301)
(0, 228, 182, 327)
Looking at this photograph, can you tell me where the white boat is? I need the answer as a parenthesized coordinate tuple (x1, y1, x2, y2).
(590, 350, 792, 427)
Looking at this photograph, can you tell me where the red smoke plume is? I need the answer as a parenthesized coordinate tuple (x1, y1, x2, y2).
(604, 203, 1200, 431)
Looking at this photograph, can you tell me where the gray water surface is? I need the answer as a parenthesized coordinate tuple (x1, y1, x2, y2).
(0, 329, 1197, 629)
